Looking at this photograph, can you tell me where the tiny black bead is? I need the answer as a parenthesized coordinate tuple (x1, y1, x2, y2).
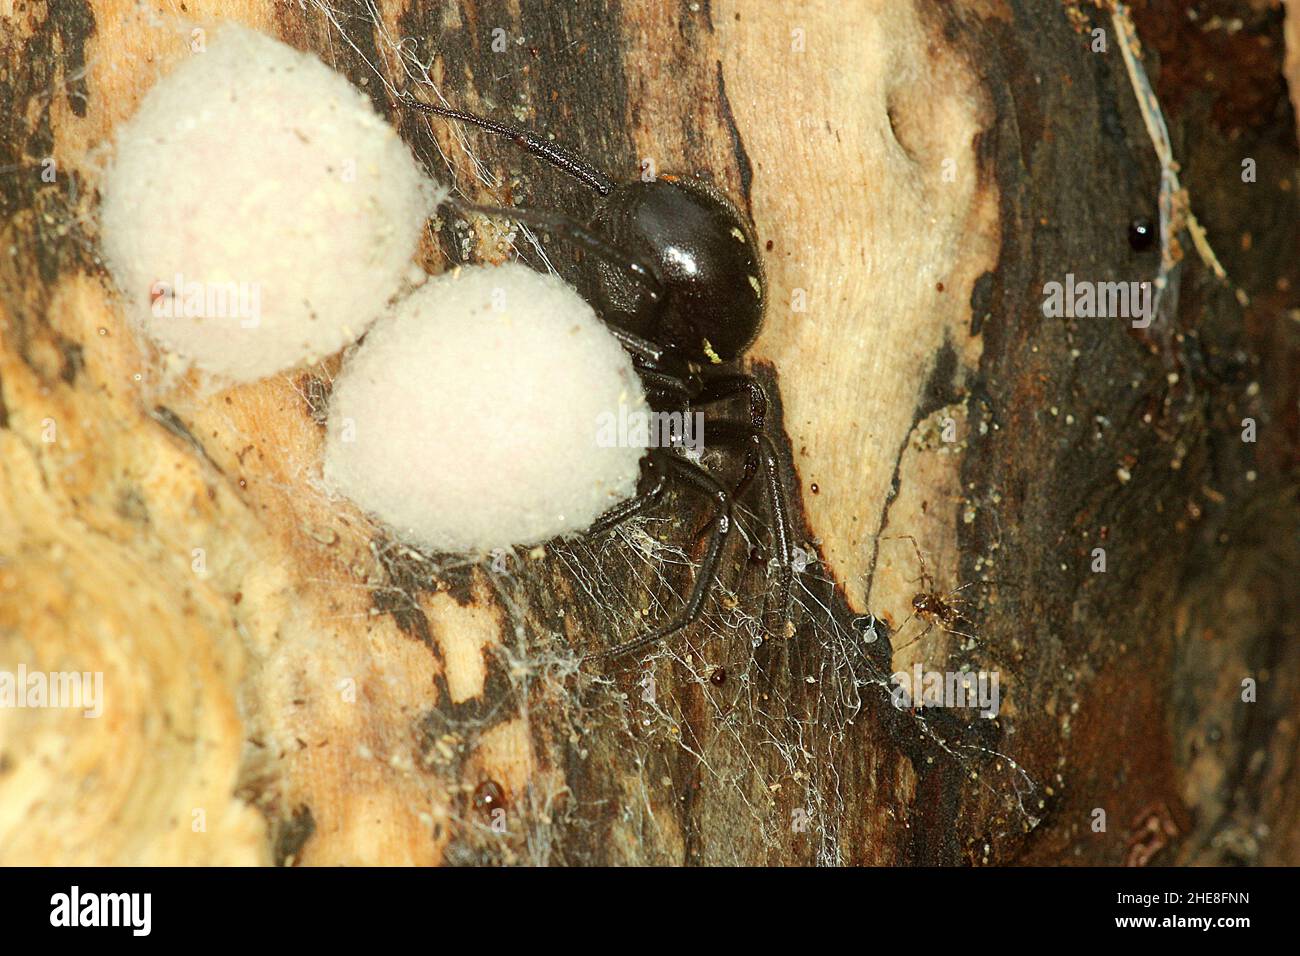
(1128, 217, 1156, 251)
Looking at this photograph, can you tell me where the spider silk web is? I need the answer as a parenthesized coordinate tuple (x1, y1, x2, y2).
(16, 0, 1045, 865)
(288, 0, 1041, 864)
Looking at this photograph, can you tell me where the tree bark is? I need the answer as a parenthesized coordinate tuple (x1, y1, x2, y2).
(0, 0, 1296, 865)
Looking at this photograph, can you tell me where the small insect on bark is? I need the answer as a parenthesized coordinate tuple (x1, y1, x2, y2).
(880, 534, 980, 653)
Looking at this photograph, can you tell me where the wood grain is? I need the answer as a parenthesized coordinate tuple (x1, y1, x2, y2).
(0, 0, 1297, 866)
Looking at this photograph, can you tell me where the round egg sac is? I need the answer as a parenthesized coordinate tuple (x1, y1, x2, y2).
(99, 23, 441, 383)
(323, 262, 650, 554)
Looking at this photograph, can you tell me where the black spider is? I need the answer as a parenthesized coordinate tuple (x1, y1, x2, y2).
(400, 96, 795, 661)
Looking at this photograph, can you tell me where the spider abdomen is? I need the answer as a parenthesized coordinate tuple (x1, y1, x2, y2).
(591, 178, 765, 365)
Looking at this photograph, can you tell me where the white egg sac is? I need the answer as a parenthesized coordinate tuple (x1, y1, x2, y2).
(324, 263, 650, 555)
(99, 23, 441, 383)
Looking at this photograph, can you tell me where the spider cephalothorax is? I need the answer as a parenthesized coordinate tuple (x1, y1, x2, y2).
(400, 95, 793, 661)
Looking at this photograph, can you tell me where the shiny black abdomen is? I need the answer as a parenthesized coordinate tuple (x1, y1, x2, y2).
(590, 178, 765, 365)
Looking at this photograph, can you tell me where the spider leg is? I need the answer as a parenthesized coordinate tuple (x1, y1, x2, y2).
(635, 368, 695, 407)
(892, 618, 935, 653)
(896, 618, 980, 653)
(587, 455, 669, 536)
(584, 452, 732, 662)
(880, 533, 937, 593)
(398, 96, 614, 196)
(678, 377, 793, 625)
(691, 373, 768, 498)
(703, 420, 795, 627)
(891, 607, 918, 636)
(694, 372, 768, 424)
(944, 582, 982, 605)
(607, 327, 667, 366)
